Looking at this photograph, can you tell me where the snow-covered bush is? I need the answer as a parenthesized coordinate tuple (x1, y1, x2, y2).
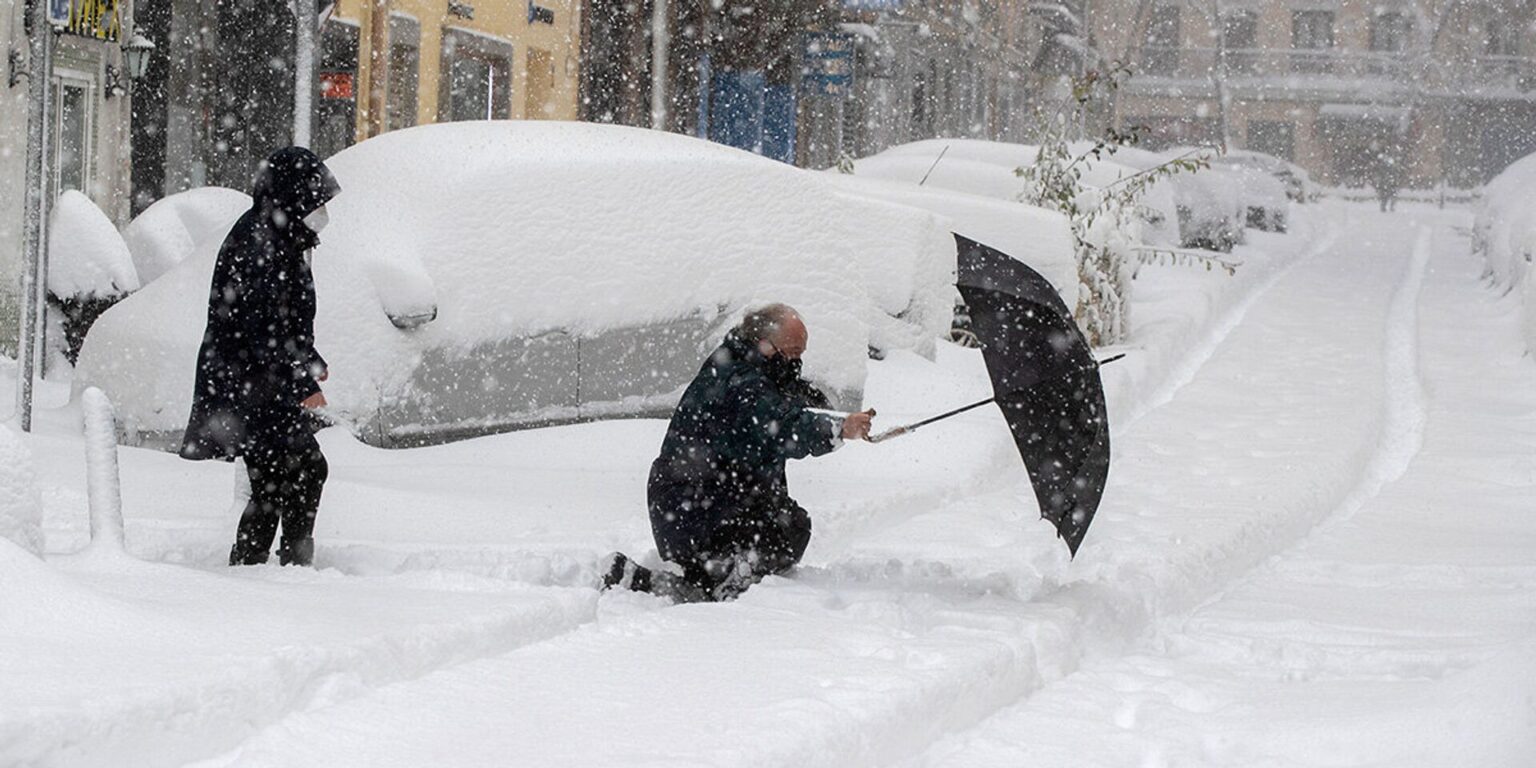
(47, 191, 141, 364)
(48, 191, 139, 300)
(1474, 152, 1536, 353)
(122, 187, 250, 285)
(76, 122, 956, 444)
(0, 424, 44, 556)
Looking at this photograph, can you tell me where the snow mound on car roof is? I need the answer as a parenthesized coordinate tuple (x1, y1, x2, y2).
(77, 122, 956, 435)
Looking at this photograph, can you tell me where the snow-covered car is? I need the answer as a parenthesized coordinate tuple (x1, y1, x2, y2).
(1113, 146, 1245, 252)
(851, 139, 1182, 249)
(1474, 150, 1536, 352)
(76, 122, 956, 448)
(1220, 150, 1321, 204)
(1217, 163, 1290, 233)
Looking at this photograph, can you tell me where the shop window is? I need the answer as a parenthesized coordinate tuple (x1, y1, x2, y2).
(388, 15, 421, 130)
(315, 21, 359, 158)
(440, 28, 512, 122)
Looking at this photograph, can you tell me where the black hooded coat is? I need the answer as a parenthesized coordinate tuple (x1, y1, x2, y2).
(180, 148, 341, 461)
(647, 331, 841, 564)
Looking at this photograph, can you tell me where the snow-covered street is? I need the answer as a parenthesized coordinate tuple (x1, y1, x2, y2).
(5, 199, 1535, 767)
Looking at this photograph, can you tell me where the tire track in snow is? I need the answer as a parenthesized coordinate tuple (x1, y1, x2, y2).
(5, 578, 595, 768)
(895, 217, 1435, 768)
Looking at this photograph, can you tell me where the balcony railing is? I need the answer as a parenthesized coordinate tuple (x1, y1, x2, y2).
(1133, 46, 1536, 92)
(1135, 46, 1415, 80)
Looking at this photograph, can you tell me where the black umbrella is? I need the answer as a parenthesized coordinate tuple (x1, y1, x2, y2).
(872, 234, 1112, 556)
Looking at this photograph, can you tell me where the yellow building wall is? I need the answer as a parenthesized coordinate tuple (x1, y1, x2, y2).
(335, 0, 582, 141)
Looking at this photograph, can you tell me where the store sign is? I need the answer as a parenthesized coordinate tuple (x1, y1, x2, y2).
(50, 0, 122, 42)
(801, 33, 854, 97)
(320, 72, 355, 100)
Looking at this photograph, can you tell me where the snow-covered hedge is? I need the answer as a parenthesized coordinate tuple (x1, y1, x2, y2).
(122, 187, 250, 285)
(0, 424, 43, 556)
(1474, 153, 1536, 353)
(76, 122, 957, 440)
(47, 191, 139, 301)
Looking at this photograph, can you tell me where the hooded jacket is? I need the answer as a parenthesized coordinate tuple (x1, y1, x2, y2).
(180, 147, 341, 461)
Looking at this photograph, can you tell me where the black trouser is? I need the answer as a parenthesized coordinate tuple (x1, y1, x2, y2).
(230, 418, 328, 566)
(649, 475, 812, 598)
(679, 504, 812, 597)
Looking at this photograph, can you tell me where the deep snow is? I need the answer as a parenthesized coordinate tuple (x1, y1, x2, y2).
(3, 199, 1534, 767)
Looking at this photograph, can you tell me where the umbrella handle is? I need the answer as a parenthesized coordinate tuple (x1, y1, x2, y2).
(867, 425, 911, 444)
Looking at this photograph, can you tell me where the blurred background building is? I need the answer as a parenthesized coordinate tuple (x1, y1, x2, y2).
(1095, 0, 1536, 187)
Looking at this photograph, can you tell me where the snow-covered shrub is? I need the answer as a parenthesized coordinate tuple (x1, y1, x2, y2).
(47, 191, 141, 364)
(122, 186, 250, 285)
(76, 122, 956, 443)
(1475, 152, 1536, 353)
(0, 424, 44, 556)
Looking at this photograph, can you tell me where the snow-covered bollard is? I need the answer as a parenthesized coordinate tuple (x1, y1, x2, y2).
(80, 387, 126, 556)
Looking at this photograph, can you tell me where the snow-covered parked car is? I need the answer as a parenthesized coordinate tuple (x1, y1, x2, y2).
(1112, 146, 1244, 252)
(122, 186, 251, 285)
(1473, 151, 1536, 353)
(851, 139, 1182, 249)
(1216, 162, 1290, 233)
(1220, 150, 1320, 204)
(76, 122, 956, 448)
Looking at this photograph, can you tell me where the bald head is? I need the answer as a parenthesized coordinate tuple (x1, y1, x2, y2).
(737, 303, 807, 359)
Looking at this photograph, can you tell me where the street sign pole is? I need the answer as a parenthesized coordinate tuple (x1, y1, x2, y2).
(16, 0, 56, 432)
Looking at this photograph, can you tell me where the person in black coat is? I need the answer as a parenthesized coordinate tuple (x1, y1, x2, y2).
(603, 303, 874, 601)
(180, 147, 341, 567)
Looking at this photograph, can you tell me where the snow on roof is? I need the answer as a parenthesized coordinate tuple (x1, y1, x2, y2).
(46, 191, 140, 300)
(77, 122, 957, 434)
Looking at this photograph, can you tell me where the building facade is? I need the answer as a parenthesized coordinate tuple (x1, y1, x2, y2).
(1095, 0, 1536, 187)
(129, 0, 582, 213)
(1, 0, 135, 352)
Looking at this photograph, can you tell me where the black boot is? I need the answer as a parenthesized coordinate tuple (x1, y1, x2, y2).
(229, 541, 270, 566)
(277, 537, 315, 567)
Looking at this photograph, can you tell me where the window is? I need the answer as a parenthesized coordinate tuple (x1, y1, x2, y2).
(314, 22, 359, 159)
(1221, 10, 1259, 73)
(440, 28, 513, 122)
(53, 75, 93, 194)
(1369, 12, 1411, 53)
(1291, 10, 1334, 72)
(1143, 6, 1182, 74)
(388, 15, 421, 130)
(1247, 120, 1295, 162)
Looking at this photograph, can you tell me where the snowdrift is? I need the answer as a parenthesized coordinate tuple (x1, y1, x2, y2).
(76, 122, 957, 445)
(0, 424, 43, 555)
(1475, 152, 1536, 353)
(122, 187, 251, 285)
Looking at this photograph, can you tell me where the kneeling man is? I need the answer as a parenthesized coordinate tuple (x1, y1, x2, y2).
(604, 303, 872, 601)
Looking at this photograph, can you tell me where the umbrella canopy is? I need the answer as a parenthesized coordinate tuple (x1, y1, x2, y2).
(955, 234, 1111, 556)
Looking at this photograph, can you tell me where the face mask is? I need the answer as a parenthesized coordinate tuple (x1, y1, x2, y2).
(303, 205, 330, 233)
(763, 352, 803, 387)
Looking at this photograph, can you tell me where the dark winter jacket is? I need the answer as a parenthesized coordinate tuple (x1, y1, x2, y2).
(180, 147, 341, 461)
(648, 331, 841, 561)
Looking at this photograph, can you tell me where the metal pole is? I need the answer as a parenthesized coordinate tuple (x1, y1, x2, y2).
(294, 0, 317, 147)
(649, 0, 669, 130)
(16, 0, 53, 432)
